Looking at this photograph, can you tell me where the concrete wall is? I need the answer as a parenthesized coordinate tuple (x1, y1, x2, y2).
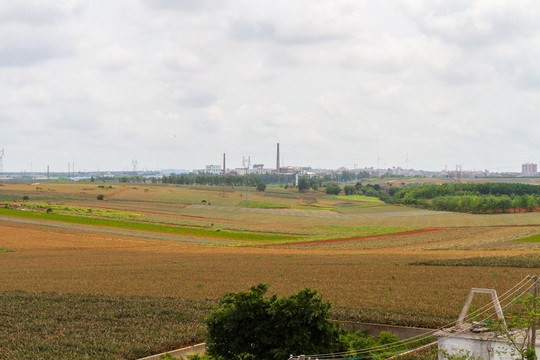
(137, 343, 205, 360)
(437, 333, 540, 360)
(338, 321, 435, 340)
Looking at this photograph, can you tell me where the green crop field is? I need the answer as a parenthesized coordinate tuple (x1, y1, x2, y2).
(1, 181, 539, 359)
(325, 194, 385, 203)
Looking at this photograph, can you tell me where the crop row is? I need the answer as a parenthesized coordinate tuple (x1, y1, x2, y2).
(0, 291, 211, 360)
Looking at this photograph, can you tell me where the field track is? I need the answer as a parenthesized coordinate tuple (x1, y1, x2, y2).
(0, 216, 229, 244)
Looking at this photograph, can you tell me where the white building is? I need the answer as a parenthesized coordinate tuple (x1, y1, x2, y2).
(205, 165, 222, 174)
(437, 328, 539, 360)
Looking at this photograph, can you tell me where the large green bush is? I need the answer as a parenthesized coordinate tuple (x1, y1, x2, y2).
(205, 284, 347, 360)
(325, 183, 341, 195)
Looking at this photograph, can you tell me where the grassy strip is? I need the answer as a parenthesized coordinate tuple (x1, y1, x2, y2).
(237, 200, 290, 208)
(0, 208, 295, 242)
(514, 234, 540, 242)
(333, 204, 386, 209)
(0, 248, 14, 253)
(0, 291, 211, 360)
(293, 204, 334, 210)
(410, 254, 540, 268)
(21, 202, 143, 218)
(325, 195, 385, 203)
(236, 226, 420, 246)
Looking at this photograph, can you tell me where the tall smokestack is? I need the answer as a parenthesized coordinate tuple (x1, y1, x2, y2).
(276, 143, 280, 174)
(223, 153, 226, 178)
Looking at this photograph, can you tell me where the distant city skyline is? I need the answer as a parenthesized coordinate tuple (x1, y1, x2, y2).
(1, 1, 539, 173)
(1, 155, 537, 176)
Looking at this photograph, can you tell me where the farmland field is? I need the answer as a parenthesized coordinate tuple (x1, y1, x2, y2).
(1, 181, 539, 359)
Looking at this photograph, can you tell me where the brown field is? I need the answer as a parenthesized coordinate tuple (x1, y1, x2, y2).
(0, 181, 540, 360)
(1, 218, 537, 327)
(1, 182, 540, 327)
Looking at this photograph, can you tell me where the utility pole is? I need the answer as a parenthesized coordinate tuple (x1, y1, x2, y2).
(528, 275, 539, 349)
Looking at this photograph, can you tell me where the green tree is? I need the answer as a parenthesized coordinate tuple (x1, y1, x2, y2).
(298, 177, 310, 192)
(205, 284, 346, 360)
(256, 182, 266, 192)
(343, 185, 356, 195)
(325, 183, 341, 195)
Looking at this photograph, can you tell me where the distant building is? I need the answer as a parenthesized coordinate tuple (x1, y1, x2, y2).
(205, 165, 222, 174)
(279, 166, 303, 175)
(253, 164, 265, 174)
(234, 168, 248, 176)
(522, 163, 537, 175)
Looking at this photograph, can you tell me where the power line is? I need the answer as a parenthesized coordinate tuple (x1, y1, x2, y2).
(291, 276, 538, 360)
(308, 279, 537, 359)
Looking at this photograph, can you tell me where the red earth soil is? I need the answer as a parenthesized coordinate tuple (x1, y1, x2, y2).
(263, 227, 448, 247)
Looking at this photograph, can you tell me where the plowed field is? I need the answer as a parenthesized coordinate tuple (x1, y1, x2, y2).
(1, 182, 539, 359)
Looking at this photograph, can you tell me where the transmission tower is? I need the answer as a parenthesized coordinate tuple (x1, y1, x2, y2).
(243, 156, 250, 202)
(0, 148, 4, 180)
(132, 159, 138, 174)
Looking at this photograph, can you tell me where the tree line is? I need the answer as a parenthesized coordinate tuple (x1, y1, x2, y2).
(389, 183, 540, 213)
(160, 171, 371, 187)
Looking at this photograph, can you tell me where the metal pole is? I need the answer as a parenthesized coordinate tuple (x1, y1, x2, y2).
(531, 275, 538, 350)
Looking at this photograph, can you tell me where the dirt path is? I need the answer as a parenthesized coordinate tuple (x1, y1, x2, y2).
(0, 216, 229, 245)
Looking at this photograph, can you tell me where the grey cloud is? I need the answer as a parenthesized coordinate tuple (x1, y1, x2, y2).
(96, 46, 137, 72)
(0, 112, 13, 124)
(146, 0, 222, 12)
(0, 25, 72, 67)
(0, 41, 69, 67)
(229, 18, 344, 45)
(230, 19, 276, 42)
(515, 71, 540, 90)
(395, 1, 538, 49)
(0, 1, 81, 26)
(177, 90, 217, 108)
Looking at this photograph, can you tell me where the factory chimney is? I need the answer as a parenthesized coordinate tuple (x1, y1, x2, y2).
(276, 143, 280, 174)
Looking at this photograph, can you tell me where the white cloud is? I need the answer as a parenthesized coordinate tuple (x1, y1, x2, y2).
(0, 0, 81, 25)
(0, 0, 539, 172)
(95, 45, 138, 72)
(394, 0, 539, 47)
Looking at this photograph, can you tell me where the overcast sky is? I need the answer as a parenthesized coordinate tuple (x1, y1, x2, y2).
(1, 0, 539, 173)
